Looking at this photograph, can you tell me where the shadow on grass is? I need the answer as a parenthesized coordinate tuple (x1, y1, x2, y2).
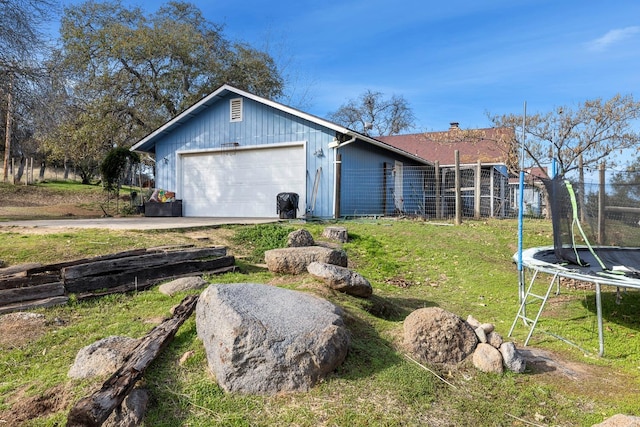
(349, 294, 439, 322)
(337, 307, 408, 381)
(581, 288, 640, 331)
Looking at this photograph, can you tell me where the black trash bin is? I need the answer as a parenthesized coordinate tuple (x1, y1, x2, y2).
(277, 192, 299, 219)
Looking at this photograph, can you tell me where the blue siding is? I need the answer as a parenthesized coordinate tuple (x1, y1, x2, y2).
(339, 141, 430, 217)
(153, 93, 337, 218)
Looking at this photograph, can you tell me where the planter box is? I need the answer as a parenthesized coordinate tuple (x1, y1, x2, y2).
(144, 200, 182, 217)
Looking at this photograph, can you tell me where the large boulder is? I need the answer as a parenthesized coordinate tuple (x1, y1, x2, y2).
(196, 283, 350, 394)
(403, 307, 478, 364)
(307, 262, 372, 298)
(68, 336, 140, 379)
(264, 246, 347, 274)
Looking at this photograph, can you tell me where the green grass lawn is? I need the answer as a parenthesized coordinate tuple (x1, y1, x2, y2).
(1, 218, 639, 426)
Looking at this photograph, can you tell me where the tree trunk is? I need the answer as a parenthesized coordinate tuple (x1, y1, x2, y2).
(39, 160, 46, 179)
(3, 74, 13, 183)
(15, 154, 25, 183)
(66, 294, 199, 427)
(63, 156, 70, 180)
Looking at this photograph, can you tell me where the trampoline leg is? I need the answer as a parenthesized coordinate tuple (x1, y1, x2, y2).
(596, 282, 604, 357)
(518, 269, 526, 305)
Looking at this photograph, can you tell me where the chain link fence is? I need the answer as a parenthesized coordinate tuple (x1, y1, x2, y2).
(340, 163, 522, 219)
(339, 163, 640, 236)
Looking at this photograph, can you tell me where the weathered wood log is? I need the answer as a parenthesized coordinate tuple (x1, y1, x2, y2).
(66, 294, 199, 427)
(0, 263, 43, 277)
(0, 273, 61, 291)
(25, 249, 151, 275)
(0, 295, 69, 315)
(145, 244, 196, 251)
(74, 265, 238, 301)
(64, 255, 235, 294)
(0, 281, 64, 305)
(61, 247, 227, 280)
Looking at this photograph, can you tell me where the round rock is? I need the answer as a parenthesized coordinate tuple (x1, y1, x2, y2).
(68, 336, 140, 379)
(473, 343, 504, 374)
(287, 229, 315, 247)
(403, 307, 478, 364)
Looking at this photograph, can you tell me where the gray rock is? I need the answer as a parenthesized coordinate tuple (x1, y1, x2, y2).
(403, 307, 478, 364)
(473, 343, 504, 374)
(479, 323, 495, 334)
(158, 276, 208, 296)
(322, 226, 348, 243)
(307, 262, 372, 298)
(592, 414, 640, 427)
(196, 283, 350, 394)
(103, 388, 149, 427)
(474, 326, 487, 343)
(499, 341, 526, 373)
(466, 315, 481, 329)
(264, 246, 347, 274)
(287, 229, 315, 247)
(68, 336, 140, 379)
(487, 331, 504, 348)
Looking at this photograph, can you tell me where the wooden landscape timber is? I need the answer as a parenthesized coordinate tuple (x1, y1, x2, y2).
(0, 246, 234, 314)
(66, 294, 199, 427)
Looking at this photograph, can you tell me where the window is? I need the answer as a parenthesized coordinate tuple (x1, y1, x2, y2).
(230, 98, 243, 122)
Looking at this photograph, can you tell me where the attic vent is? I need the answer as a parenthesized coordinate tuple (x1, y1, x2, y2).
(230, 98, 243, 122)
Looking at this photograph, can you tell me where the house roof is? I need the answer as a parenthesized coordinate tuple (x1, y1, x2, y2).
(376, 124, 513, 166)
(131, 84, 431, 166)
(508, 166, 550, 184)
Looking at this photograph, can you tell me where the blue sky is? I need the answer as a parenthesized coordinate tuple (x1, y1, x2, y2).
(57, 0, 640, 133)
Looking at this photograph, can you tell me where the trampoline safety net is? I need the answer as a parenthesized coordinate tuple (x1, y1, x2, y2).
(543, 176, 640, 278)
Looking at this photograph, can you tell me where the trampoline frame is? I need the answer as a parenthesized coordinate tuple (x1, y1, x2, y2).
(510, 245, 640, 356)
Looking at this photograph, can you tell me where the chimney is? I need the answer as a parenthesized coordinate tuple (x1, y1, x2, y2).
(449, 122, 460, 130)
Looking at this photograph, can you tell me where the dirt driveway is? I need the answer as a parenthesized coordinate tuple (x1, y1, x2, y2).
(0, 217, 279, 231)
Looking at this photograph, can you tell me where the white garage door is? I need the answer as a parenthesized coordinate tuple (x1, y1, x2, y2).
(179, 144, 306, 217)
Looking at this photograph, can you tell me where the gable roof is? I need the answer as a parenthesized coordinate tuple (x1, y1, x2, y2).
(376, 125, 513, 166)
(131, 84, 431, 165)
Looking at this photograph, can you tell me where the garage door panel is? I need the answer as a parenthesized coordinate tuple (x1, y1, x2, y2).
(180, 145, 305, 217)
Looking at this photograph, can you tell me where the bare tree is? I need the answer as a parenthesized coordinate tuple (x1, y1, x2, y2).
(488, 94, 640, 178)
(1, 0, 57, 182)
(328, 90, 416, 136)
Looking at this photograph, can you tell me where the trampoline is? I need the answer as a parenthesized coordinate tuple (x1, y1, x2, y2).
(509, 176, 640, 356)
(510, 245, 640, 356)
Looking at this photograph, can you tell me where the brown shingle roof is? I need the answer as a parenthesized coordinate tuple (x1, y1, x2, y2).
(376, 126, 513, 165)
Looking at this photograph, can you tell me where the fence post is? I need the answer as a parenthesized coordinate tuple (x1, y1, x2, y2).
(597, 162, 605, 244)
(475, 160, 481, 219)
(334, 153, 341, 219)
(382, 162, 388, 215)
(434, 161, 440, 219)
(454, 150, 462, 225)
